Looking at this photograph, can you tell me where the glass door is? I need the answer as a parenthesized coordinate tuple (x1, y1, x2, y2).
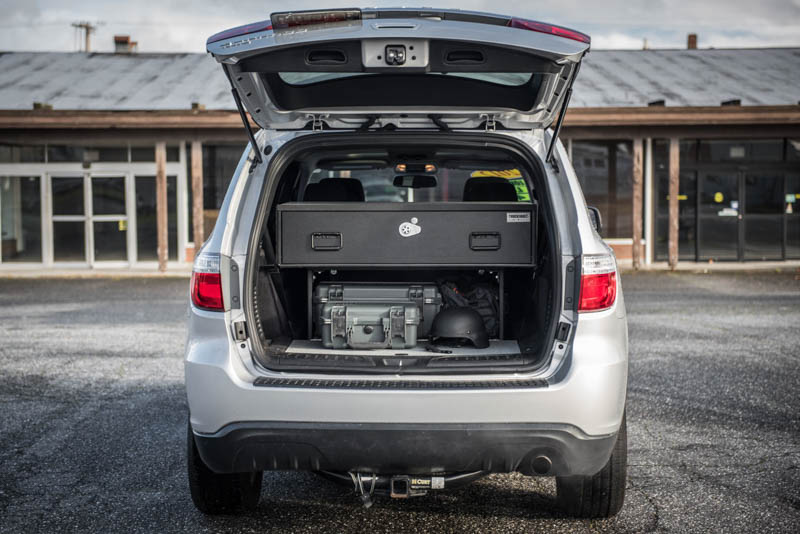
(743, 173, 784, 260)
(787, 175, 800, 259)
(89, 174, 129, 264)
(698, 171, 740, 260)
(0, 176, 42, 263)
(51, 175, 88, 264)
(49, 173, 130, 266)
(134, 175, 178, 262)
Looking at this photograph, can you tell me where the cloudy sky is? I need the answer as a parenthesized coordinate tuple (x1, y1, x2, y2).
(2, 0, 799, 52)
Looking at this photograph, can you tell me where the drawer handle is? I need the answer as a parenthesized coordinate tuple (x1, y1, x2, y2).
(470, 232, 501, 251)
(311, 232, 342, 251)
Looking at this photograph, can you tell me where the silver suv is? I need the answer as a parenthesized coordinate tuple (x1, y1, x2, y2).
(186, 8, 628, 518)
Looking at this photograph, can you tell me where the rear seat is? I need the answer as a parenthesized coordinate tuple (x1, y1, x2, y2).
(304, 178, 365, 202)
(462, 177, 518, 201)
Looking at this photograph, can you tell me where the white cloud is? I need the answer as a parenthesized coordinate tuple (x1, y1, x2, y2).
(592, 33, 649, 50)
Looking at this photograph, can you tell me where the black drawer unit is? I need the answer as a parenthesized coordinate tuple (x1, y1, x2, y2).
(276, 202, 536, 267)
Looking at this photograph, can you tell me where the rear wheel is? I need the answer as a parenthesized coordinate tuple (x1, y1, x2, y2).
(187, 420, 262, 514)
(556, 411, 627, 518)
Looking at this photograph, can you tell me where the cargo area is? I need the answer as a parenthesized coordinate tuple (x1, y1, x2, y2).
(244, 134, 563, 374)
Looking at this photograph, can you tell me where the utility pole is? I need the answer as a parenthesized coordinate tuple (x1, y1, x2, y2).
(72, 21, 99, 52)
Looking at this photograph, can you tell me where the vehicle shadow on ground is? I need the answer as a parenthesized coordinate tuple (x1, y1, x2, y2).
(195, 471, 589, 532)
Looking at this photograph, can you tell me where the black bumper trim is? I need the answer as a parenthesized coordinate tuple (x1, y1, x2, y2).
(253, 376, 548, 389)
(193, 421, 616, 477)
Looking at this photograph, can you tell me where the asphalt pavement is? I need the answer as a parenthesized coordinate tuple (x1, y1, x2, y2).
(0, 272, 798, 533)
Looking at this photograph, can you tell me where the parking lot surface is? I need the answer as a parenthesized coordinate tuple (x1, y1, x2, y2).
(0, 272, 798, 533)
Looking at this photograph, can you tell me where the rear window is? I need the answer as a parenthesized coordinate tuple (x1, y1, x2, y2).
(305, 166, 531, 203)
(279, 72, 533, 87)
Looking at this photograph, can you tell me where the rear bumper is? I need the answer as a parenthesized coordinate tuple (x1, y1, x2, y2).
(193, 421, 617, 476)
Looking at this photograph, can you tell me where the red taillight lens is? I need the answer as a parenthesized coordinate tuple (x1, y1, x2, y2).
(191, 252, 223, 311)
(579, 255, 617, 312)
(191, 272, 224, 311)
(207, 20, 273, 45)
(509, 18, 591, 44)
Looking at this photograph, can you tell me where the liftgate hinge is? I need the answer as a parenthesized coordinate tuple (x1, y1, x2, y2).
(308, 114, 324, 131)
(232, 321, 248, 341)
(481, 114, 497, 132)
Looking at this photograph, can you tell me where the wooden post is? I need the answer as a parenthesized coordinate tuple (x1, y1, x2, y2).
(191, 141, 204, 255)
(632, 138, 644, 270)
(668, 138, 680, 270)
(156, 142, 168, 272)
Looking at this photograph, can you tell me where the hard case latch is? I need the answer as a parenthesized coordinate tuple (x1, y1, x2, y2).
(389, 306, 406, 341)
(331, 305, 347, 346)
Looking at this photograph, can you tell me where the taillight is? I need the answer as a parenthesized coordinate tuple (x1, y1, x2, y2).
(206, 20, 273, 45)
(509, 18, 591, 44)
(270, 9, 362, 30)
(191, 253, 224, 311)
(579, 254, 617, 312)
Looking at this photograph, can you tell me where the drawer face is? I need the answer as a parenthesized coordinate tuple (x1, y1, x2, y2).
(277, 202, 535, 267)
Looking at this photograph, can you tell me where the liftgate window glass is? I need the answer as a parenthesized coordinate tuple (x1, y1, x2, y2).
(276, 202, 537, 267)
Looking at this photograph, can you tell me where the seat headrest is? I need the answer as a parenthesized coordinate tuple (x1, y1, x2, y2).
(303, 178, 365, 202)
(462, 177, 518, 202)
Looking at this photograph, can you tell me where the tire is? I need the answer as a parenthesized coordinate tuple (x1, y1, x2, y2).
(187, 420, 262, 514)
(556, 411, 627, 518)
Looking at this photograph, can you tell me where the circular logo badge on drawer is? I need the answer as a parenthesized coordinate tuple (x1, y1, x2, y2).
(398, 217, 421, 237)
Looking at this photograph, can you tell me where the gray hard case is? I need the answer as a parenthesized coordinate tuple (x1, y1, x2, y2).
(312, 282, 442, 338)
(319, 304, 420, 350)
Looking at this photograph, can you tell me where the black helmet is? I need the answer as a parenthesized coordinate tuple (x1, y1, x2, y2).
(429, 307, 489, 349)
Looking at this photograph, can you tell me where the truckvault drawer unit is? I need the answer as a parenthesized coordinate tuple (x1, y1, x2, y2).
(277, 202, 536, 267)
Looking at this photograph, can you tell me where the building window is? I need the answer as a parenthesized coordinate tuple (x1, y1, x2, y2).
(787, 140, 800, 161)
(202, 143, 244, 210)
(698, 139, 783, 163)
(134, 176, 179, 261)
(131, 145, 180, 162)
(653, 140, 698, 261)
(654, 138, 800, 262)
(1, 176, 42, 262)
(787, 174, 800, 259)
(571, 140, 634, 239)
(0, 144, 45, 163)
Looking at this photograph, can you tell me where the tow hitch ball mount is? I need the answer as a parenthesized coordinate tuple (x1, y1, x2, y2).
(350, 473, 442, 507)
(390, 475, 444, 498)
(319, 470, 487, 508)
